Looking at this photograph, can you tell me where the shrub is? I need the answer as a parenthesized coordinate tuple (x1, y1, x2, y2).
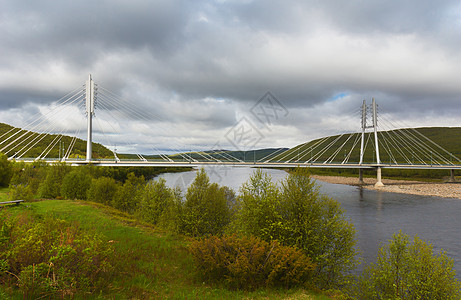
(8, 183, 34, 201)
(0, 211, 114, 298)
(278, 168, 357, 288)
(189, 234, 316, 290)
(0, 152, 13, 187)
(38, 163, 71, 198)
(156, 189, 183, 232)
(112, 172, 145, 213)
(87, 176, 118, 205)
(61, 169, 92, 200)
(180, 169, 231, 236)
(9, 161, 47, 199)
(232, 168, 357, 289)
(231, 169, 282, 241)
(354, 231, 461, 299)
(136, 178, 178, 225)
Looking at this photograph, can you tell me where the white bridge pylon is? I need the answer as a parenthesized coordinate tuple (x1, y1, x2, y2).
(359, 98, 384, 186)
(86, 74, 96, 162)
(360, 98, 380, 165)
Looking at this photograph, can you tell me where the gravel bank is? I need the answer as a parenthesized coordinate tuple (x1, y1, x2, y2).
(311, 175, 461, 200)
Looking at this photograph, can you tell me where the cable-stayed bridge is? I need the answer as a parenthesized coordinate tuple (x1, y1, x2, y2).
(1, 75, 461, 186)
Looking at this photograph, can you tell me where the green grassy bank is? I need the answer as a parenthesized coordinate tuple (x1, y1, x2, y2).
(0, 197, 332, 299)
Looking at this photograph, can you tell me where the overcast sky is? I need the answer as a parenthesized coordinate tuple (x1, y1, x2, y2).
(1, 0, 461, 154)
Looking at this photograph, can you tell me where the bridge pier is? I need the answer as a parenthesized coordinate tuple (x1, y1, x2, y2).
(358, 168, 365, 184)
(449, 169, 456, 182)
(375, 167, 384, 187)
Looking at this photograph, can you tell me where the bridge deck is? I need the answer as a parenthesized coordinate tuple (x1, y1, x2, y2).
(15, 159, 461, 170)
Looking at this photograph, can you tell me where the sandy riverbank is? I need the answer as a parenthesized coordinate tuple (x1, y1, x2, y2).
(311, 175, 461, 200)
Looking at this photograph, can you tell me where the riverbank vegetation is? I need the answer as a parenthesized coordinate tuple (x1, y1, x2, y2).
(1, 155, 460, 298)
(353, 232, 461, 299)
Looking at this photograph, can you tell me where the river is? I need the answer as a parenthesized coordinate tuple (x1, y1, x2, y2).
(157, 166, 461, 275)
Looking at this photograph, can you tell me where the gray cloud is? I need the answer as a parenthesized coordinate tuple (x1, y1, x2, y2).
(1, 0, 461, 152)
(316, 0, 458, 34)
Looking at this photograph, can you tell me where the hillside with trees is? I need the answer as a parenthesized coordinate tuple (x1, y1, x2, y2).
(0, 122, 113, 159)
(273, 127, 461, 165)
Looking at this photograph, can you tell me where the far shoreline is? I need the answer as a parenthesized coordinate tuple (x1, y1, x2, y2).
(311, 175, 461, 200)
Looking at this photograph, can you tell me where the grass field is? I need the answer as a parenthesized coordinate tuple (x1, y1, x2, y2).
(1, 198, 332, 299)
(0, 187, 9, 201)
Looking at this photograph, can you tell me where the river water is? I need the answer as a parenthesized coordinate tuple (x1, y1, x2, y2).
(157, 166, 461, 275)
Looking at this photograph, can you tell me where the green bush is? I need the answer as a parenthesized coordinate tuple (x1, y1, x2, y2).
(231, 169, 282, 241)
(354, 231, 461, 299)
(87, 176, 118, 204)
(180, 169, 231, 236)
(61, 169, 92, 200)
(9, 161, 47, 199)
(0, 152, 13, 187)
(38, 163, 71, 198)
(8, 183, 34, 201)
(112, 172, 145, 213)
(278, 168, 357, 288)
(136, 178, 179, 225)
(0, 211, 114, 298)
(189, 234, 316, 290)
(232, 168, 357, 289)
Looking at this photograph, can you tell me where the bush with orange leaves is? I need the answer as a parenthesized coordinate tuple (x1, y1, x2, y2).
(189, 234, 316, 290)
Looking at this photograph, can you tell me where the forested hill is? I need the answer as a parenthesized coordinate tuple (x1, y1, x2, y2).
(272, 127, 461, 164)
(0, 122, 113, 159)
(166, 148, 289, 162)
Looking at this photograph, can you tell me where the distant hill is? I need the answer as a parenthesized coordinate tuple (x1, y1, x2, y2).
(0, 123, 113, 159)
(271, 127, 461, 165)
(120, 148, 289, 162)
(169, 148, 289, 162)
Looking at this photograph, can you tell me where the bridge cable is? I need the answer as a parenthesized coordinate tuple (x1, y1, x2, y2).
(97, 86, 224, 163)
(96, 89, 204, 162)
(3, 93, 85, 157)
(0, 88, 85, 151)
(0, 86, 84, 143)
